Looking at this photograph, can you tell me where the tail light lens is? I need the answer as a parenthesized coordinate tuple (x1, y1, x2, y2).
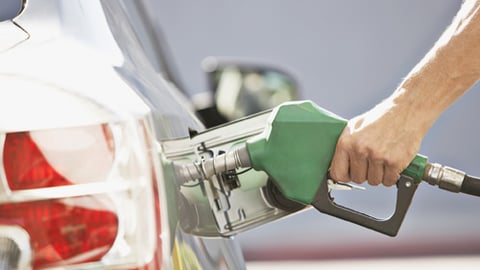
(0, 121, 161, 269)
(0, 198, 118, 267)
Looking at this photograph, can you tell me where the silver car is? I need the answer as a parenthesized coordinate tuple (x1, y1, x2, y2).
(0, 0, 303, 269)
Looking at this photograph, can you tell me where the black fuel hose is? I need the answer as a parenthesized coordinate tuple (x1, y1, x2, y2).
(461, 175, 480, 197)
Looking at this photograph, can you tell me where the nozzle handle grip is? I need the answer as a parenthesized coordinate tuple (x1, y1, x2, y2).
(312, 175, 418, 237)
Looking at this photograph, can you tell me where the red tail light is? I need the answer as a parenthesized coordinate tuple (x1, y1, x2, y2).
(1, 127, 118, 268)
(3, 132, 71, 190)
(0, 122, 161, 269)
(0, 198, 118, 267)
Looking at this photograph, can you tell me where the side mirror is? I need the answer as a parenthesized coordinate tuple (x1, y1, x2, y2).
(194, 57, 299, 128)
(0, 0, 26, 22)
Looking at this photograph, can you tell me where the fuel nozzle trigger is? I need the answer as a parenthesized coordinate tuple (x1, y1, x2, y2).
(327, 179, 365, 191)
(311, 175, 419, 237)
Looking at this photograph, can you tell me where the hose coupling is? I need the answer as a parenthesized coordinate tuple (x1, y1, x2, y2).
(424, 163, 465, 193)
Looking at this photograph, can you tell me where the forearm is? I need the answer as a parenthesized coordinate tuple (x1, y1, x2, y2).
(330, 1, 480, 185)
(390, 0, 480, 133)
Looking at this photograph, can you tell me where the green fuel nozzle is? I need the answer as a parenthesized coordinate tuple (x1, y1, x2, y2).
(245, 101, 348, 204)
(174, 100, 480, 236)
(245, 101, 432, 204)
(176, 100, 429, 203)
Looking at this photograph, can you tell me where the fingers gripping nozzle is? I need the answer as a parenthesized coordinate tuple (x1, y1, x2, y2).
(174, 144, 252, 184)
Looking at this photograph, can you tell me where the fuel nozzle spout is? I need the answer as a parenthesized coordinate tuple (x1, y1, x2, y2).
(174, 144, 252, 184)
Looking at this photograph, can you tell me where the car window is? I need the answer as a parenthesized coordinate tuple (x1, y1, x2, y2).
(0, 0, 25, 22)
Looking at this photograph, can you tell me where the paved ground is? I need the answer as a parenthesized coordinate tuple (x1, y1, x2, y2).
(246, 256, 480, 270)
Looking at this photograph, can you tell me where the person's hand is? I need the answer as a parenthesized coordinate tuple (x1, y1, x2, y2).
(330, 0, 479, 186)
(329, 97, 427, 186)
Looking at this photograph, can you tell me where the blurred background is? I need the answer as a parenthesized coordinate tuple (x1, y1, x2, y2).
(146, 0, 480, 263)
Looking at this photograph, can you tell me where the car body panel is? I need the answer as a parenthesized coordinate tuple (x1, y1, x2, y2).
(0, 0, 246, 269)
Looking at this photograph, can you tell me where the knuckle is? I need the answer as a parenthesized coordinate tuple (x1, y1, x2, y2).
(351, 172, 366, 184)
(329, 170, 339, 181)
(352, 144, 369, 159)
(367, 171, 382, 186)
(384, 153, 410, 168)
(352, 177, 365, 184)
(369, 150, 387, 164)
(383, 169, 401, 186)
(368, 178, 381, 186)
(330, 168, 348, 182)
(383, 178, 397, 187)
(383, 156, 395, 166)
(336, 136, 351, 151)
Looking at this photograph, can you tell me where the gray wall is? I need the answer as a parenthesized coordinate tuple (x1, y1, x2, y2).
(151, 0, 480, 259)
